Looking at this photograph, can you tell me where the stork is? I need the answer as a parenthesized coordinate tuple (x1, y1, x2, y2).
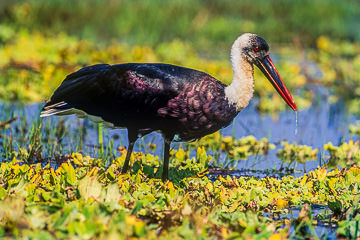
(41, 33, 297, 181)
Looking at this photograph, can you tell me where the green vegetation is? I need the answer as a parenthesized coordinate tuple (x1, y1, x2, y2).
(1, 0, 359, 48)
(350, 121, 360, 136)
(186, 132, 275, 167)
(1, 154, 360, 239)
(337, 196, 360, 239)
(277, 142, 318, 165)
(1, 112, 359, 238)
(1, 0, 360, 238)
(324, 140, 360, 168)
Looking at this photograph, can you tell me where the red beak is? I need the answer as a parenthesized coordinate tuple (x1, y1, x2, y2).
(255, 55, 297, 111)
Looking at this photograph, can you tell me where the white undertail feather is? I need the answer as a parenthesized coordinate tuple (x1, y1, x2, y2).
(225, 33, 255, 111)
(40, 102, 68, 117)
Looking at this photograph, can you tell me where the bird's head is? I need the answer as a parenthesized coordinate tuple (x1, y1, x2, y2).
(234, 33, 297, 111)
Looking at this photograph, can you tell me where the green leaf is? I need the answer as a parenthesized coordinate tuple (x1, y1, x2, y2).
(62, 163, 76, 186)
(52, 206, 73, 229)
(0, 186, 6, 199)
(131, 200, 143, 215)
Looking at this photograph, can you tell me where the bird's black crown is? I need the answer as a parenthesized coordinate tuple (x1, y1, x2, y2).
(242, 34, 270, 63)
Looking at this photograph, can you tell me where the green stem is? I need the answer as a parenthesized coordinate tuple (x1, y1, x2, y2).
(98, 123, 103, 158)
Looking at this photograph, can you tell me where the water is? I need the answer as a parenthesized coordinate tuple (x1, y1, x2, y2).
(0, 88, 359, 175)
(295, 110, 298, 136)
(263, 205, 337, 239)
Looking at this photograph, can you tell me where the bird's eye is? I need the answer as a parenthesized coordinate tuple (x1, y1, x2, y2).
(253, 46, 259, 52)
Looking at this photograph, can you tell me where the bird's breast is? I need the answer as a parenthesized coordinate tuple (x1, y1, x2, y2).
(157, 77, 238, 140)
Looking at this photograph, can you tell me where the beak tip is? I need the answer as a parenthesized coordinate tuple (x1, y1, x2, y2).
(292, 103, 298, 111)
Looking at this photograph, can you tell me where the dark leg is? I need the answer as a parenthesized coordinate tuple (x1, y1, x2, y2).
(121, 130, 137, 174)
(162, 137, 172, 181)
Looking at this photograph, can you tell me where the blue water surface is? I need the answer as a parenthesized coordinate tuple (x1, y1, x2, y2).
(1, 88, 359, 175)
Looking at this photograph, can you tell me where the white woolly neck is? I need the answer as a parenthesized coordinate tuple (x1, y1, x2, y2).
(225, 35, 255, 111)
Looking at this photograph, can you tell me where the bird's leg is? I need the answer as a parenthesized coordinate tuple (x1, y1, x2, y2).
(121, 141, 134, 173)
(162, 137, 173, 181)
(121, 130, 137, 174)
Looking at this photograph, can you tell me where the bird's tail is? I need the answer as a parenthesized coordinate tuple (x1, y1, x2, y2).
(40, 101, 74, 117)
(40, 64, 111, 118)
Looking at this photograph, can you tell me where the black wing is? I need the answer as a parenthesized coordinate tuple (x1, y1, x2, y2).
(40, 63, 208, 131)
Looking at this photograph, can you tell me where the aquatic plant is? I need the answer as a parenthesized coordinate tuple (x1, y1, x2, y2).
(349, 121, 360, 136)
(1, 152, 360, 238)
(276, 141, 318, 164)
(324, 140, 360, 168)
(337, 196, 360, 239)
(186, 132, 275, 166)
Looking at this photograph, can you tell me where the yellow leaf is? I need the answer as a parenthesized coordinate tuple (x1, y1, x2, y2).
(317, 36, 330, 51)
(238, 219, 247, 228)
(206, 182, 213, 192)
(218, 175, 226, 182)
(300, 175, 308, 186)
(30, 173, 40, 183)
(50, 167, 57, 184)
(268, 233, 283, 240)
(276, 198, 288, 209)
(125, 215, 137, 226)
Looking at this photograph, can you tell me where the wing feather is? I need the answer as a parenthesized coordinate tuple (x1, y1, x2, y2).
(40, 63, 195, 129)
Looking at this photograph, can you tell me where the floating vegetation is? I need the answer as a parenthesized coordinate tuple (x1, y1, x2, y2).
(1, 152, 360, 239)
(276, 141, 318, 164)
(337, 196, 360, 239)
(186, 132, 275, 162)
(324, 140, 360, 168)
(349, 121, 360, 136)
(221, 135, 275, 160)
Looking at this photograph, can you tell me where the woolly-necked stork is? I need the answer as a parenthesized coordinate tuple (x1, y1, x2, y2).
(41, 33, 297, 181)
